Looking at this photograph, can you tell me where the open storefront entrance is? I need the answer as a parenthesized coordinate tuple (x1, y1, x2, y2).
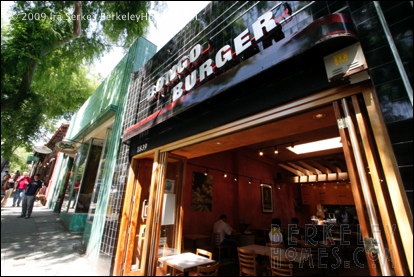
(115, 82, 410, 276)
(115, 153, 186, 276)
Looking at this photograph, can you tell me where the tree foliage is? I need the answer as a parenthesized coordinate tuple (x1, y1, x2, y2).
(1, 1, 164, 169)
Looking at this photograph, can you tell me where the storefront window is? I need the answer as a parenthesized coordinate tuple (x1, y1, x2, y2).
(61, 138, 104, 213)
(87, 128, 112, 221)
(61, 140, 91, 212)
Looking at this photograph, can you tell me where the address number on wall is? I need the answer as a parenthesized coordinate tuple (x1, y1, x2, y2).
(137, 143, 148, 153)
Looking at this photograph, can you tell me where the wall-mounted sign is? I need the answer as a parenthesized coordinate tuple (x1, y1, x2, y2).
(123, 6, 357, 142)
(26, 156, 40, 162)
(55, 141, 80, 154)
(146, 8, 291, 104)
(33, 145, 53, 154)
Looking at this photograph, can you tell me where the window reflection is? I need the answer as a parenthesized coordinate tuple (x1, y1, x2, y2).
(61, 138, 104, 213)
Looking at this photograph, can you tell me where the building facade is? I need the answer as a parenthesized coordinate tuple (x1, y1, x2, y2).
(43, 2, 412, 276)
(109, 2, 412, 276)
(44, 37, 156, 273)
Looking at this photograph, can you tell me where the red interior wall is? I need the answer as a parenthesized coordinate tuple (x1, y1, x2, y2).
(182, 148, 314, 236)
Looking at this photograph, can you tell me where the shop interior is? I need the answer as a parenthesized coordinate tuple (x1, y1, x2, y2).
(176, 103, 355, 237)
(124, 95, 380, 275)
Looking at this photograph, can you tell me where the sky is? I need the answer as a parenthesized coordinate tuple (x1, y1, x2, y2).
(1, 1, 211, 78)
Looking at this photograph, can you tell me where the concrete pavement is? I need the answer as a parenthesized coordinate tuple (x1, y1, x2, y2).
(1, 197, 100, 276)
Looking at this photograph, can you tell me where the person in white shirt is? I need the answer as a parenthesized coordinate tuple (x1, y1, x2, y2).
(213, 214, 238, 260)
(268, 217, 287, 248)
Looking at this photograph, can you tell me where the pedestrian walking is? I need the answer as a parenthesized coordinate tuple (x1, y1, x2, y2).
(12, 172, 30, 207)
(14, 170, 21, 180)
(1, 173, 15, 207)
(1, 172, 11, 203)
(18, 173, 43, 219)
(1, 170, 9, 181)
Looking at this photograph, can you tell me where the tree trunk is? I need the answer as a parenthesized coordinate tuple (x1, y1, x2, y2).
(1, 158, 10, 172)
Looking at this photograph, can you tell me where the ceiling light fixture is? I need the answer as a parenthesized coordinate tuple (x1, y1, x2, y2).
(287, 137, 342, 154)
(257, 140, 297, 156)
(313, 113, 326, 119)
(187, 163, 274, 186)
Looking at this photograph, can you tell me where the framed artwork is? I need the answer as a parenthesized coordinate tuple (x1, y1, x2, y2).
(165, 179, 175, 193)
(191, 172, 213, 212)
(261, 184, 273, 213)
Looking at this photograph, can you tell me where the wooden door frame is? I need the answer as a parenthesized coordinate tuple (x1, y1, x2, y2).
(362, 86, 412, 275)
(114, 81, 412, 275)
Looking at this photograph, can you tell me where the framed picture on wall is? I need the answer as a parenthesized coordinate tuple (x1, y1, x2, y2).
(165, 179, 175, 193)
(261, 184, 273, 213)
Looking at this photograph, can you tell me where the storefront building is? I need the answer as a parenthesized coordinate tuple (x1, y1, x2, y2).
(87, 2, 411, 276)
(30, 122, 70, 206)
(44, 37, 156, 270)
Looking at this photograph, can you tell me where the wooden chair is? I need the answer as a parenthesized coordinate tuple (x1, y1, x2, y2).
(211, 233, 231, 261)
(265, 241, 288, 275)
(237, 247, 264, 276)
(269, 250, 293, 276)
(196, 261, 220, 276)
(156, 244, 170, 276)
(196, 248, 213, 259)
(176, 248, 214, 276)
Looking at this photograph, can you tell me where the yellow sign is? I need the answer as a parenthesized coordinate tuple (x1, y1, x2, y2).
(333, 51, 348, 66)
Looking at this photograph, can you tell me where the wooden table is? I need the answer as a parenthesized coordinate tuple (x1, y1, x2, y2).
(158, 252, 216, 276)
(183, 234, 211, 250)
(239, 244, 312, 264)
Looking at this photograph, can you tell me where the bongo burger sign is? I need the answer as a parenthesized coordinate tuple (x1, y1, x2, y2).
(55, 141, 80, 154)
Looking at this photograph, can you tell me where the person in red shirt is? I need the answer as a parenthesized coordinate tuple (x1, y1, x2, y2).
(12, 172, 31, 207)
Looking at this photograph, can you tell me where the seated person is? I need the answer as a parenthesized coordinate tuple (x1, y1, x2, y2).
(335, 206, 354, 225)
(268, 217, 287, 248)
(213, 214, 238, 260)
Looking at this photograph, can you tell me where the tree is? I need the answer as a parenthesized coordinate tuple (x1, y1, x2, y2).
(1, 1, 165, 170)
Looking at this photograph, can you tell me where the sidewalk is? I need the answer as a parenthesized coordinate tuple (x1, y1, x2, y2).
(1, 197, 99, 276)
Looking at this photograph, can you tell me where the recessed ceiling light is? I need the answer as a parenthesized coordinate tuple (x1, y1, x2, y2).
(216, 142, 221, 145)
(287, 137, 342, 154)
(313, 113, 326, 119)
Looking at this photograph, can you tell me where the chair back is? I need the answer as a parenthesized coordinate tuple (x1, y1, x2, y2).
(270, 251, 293, 276)
(212, 233, 221, 246)
(237, 247, 262, 276)
(211, 233, 231, 261)
(196, 262, 219, 276)
(196, 248, 213, 259)
(156, 244, 170, 276)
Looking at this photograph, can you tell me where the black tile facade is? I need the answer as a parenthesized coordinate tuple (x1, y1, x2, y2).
(105, 1, 413, 274)
(348, 1, 413, 214)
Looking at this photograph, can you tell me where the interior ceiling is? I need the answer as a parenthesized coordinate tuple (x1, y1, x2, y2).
(171, 104, 348, 178)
